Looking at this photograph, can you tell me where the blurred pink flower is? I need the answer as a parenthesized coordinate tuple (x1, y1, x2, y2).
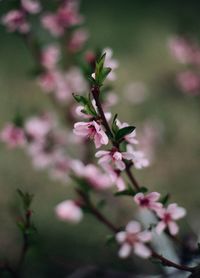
(38, 71, 58, 93)
(68, 28, 89, 52)
(25, 114, 53, 141)
(0, 123, 25, 148)
(2, 10, 30, 33)
(156, 203, 186, 235)
(134, 192, 162, 212)
(21, 0, 41, 14)
(126, 144, 149, 169)
(73, 121, 108, 148)
(41, 1, 83, 37)
(95, 148, 133, 171)
(55, 200, 83, 223)
(116, 221, 152, 259)
(177, 71, 200, 95)
(40, 44, 60, 70)
(103, 47, 119, 81)
(50, 153, 70, 182)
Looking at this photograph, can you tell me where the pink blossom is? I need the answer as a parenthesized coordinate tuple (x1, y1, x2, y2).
(156, 203, 186, 236)
(107, 168, 126, 191)
(68, 28, 89, 52)
(0, 123, 25, 148)
(21, 0, 41, 14)
(95, 148, 134, 171)
(134, 192, 162, 212)
(177, 71, 200, 95)
(38, 71, 58, 93)
(2, 10, 30, 33)
(50, 153, 70, 182)
(55, 200, 83, 223)
(126, 145, 149, 169)
(40, 45, 60, 70)
(73, 121, 108, 148)
(116, 221, 152, 259)
(169, 36, 200, 66)
(25, 114, 53, 141)
(103, 48, 119, 81)
(41, 1, 83, 37)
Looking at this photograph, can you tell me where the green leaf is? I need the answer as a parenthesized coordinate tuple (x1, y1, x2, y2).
(115, 126, 136, 141)
(17, 221, 26, 232)
(115, 187, 136, 197)
(111, 114, 119, 134)
(93, 53, 111, 86)
(12, 112, 24, 128)
(106, 234, 116, 246)
(160, 193, 170, 205)
(138, 187, 148, 193)
(72, 94, 97, 116)
(72, 94, 88, 105)
(17, 189, 34, 210)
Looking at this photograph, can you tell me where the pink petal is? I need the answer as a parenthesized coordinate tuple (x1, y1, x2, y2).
(134, 242, 151, 258)
(138, 231, 152, 242)
(133, 193, 144, 205)
(115, 160, 125, 170)
(168, 221, 179, 235)
(156, 221, 166, 235)
(118, 243, 132, 258)
(122, 151, 134, 160)
(95, 150, 109, 158)
(147, 192, 160, 202)
(116, 231, 126, 243)
(126, 221, 141, 234)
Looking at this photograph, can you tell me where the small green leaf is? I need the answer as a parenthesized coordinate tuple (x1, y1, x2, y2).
(138, 187, 148, 193)
(106, 234, 116, 246)
(12, 112, 24, 128)
(115, 187, 136, 197)
(72, 94, 97, 116)
(17, 189, 34, 210)
(111, 114, 119, 134)
(160, 193, 170, 205)
(115, 126, 136, 141)
(72, 94, 88, 105)
(17, 221, 26, 232)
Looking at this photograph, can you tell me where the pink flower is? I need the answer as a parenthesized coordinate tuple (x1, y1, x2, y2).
(95, 148, 134, 171)
(0, 123, 25, 148)
(116, 221, 152, 259)
(83, 164, 113, 190)
(169, 36, 200, 66)
(156, 203, 186, 236)
(177, 71, 200, 95)
(50, 153, 70, 182)
(21, 0, 41, 14)
(134, 192, 162, 212)
(73, 121, 108, 148)
(55, 200, 83, 223)
(126, 145, 149, 169)
(40, 45, 60, 70)
(2, 10, 30, 33)
(38, 71, 58, 93)
(103, 48, 119, 81)
(25, 114, 53, 141)
(68, 28, 89, 53)
(41, 1, 83, 37)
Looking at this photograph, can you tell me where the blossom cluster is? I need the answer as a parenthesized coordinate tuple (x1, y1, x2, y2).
(0, 0, 192, 272)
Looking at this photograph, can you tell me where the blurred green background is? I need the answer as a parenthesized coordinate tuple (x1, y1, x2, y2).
(0, 0, 200, 277)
